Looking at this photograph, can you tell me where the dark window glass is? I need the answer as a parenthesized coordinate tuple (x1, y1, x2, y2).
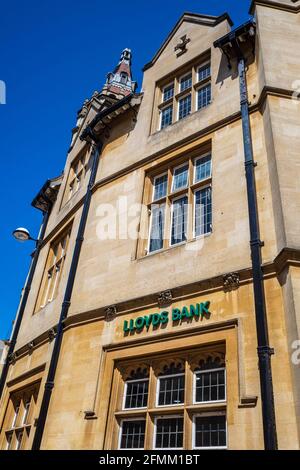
(161, 105, 173, 129)
(124, 380, 149, 409)
(180, 74, 192, 92)
(197, 84, 211, 109)
(153, 174, 168, 201)
(158, 374, 185, 406)
(120, 420, 146, 449)
(194, 415, 226, 448)
(178, 94, 191, 120)
(195, 369, 225, 403)
(194, 155, 211, 183)
(155, 417, 184, 448)
(198, 64, 211, 82)
(163, 84, 174, 102)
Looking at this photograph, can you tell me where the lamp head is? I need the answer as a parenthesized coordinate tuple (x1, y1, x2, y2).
(12, 227, 31, 242)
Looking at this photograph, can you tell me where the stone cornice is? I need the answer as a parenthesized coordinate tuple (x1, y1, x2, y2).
(250, 0, 300, 14)
(11, 248, 300, 359)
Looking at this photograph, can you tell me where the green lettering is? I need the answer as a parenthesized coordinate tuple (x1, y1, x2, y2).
(135, 317, 145, 330)
(172, 308, 181, 321)
(180, 306, 191, 319)
(123, 320, 130, 332)
(190, 304, 200, 317)
(200, 301, 210, 317)
(144, 315, 151, 328)
(152, 313, 161, 326)
(160, 311, 169, 324)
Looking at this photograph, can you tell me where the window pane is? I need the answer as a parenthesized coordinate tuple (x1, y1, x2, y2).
(22, 401, 31, 425)
(149, 204, 165, 253)
(194, 415, 226, 448)
(161, 105, 173, 129)
(124, 380, 149, 409)
(180, 73, 192, 92)
(197, 84, 211, 109)
(120, 420, 145, 449)
(171, 196, 188, 245)
(178, 94, 191, 120)
(16, 431, 23, 450)
(195, 188, 212, 237)
(153, 174, 168, 201)
(172, 165, 188, 192)
(195, 369, 226, 403)
(194, 155, 211, 183)
(155, 417, 184, 449)
(163, 84, 174, 102)
(158, 374, 185, 406)
(6, 432, 13, 450)
(12, 404, 20, 427)
(198, 64, 211, 82)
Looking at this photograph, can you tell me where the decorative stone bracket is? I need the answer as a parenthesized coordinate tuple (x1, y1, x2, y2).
(223, 272, 240, 292)
(157, 290, 173, 308)
(105, 305, 117, 322)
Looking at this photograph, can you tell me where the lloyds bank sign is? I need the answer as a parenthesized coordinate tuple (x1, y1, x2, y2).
(123, 302, 211, 334)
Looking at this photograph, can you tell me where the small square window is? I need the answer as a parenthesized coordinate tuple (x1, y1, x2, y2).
(123, 379, 149, 409)
(180, 73, 192, 92)
(194, 415, 227, 449)
(157, 374, 185, 406)
(155, 416, 184, 449)
(161, 105, 173, 129)
(178, 94, 191, 120)
(119, 419, 146, 449)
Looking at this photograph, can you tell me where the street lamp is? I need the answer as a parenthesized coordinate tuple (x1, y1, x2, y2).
(12, 227, 37, 242)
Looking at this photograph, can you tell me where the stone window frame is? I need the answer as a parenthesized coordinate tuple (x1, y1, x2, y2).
(138, 144, 212, 257)
(0, 382, 40, 451)
(153, 52, 211, 133)
(111, 347, 226, 450)
(34, 224, 72, 313)
(61, 146, 91, 208)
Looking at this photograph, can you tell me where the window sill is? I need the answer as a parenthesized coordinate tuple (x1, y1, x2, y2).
(115, 409, 147, 418)
(153, 101, 213, 136)
(186, 402, 226, 412)
(138, 232, 212, 261)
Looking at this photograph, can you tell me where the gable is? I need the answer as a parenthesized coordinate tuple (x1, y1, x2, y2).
(143, 12, 233, 71)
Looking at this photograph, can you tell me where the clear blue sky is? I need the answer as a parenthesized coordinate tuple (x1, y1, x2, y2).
(0, 0, 250, 339)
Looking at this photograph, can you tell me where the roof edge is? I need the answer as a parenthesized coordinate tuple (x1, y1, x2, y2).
(143, 12, 233, 72)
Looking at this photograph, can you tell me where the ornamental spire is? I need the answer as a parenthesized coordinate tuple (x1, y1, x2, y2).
(102, 48, 137, 98)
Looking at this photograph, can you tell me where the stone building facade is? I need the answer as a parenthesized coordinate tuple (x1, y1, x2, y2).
(0, 0, 300, 450)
